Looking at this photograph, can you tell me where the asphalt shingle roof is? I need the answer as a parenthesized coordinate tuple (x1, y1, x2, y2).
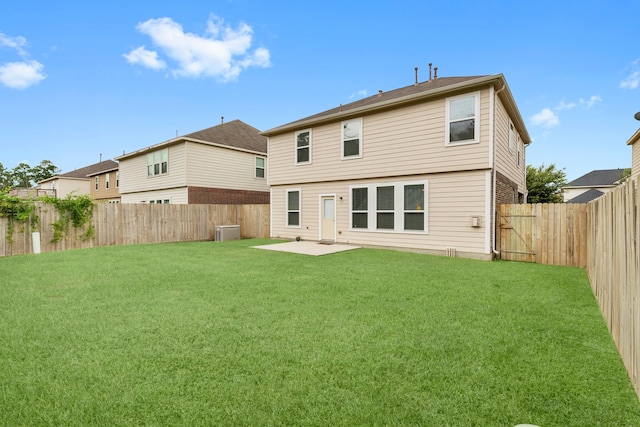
(567, 188, 604, 204)
(41, 160, 119, 182)
(183, 119, 267, 153)
(566, 169, 627, 187)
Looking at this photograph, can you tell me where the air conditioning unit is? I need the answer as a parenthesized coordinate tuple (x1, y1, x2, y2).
(215, 225, 240, 242)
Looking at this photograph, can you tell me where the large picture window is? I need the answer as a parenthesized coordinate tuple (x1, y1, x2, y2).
(295, 130, 311, 164)
(446, 93, 479, 145)
(342, 118, 362, 159)
(350, 180, 428, 233)
(147, 148, 168, 176)
(287, 189, 301, 227)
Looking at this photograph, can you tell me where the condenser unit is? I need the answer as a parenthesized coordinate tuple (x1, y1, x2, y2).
(215, 225, 240, 242)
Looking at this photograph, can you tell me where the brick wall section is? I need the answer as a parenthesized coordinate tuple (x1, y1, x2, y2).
(187, 186, 270, 204)
(496, 171, 524, 204)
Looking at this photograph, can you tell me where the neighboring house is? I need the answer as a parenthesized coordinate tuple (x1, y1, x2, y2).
(562, 169, 627, 203)
(37, 160, 119, 199)
(87, 162, 121, 203)
(263, 73, 530, 260)
(116, 119, 269, 204)
(626, 128, 640, 178)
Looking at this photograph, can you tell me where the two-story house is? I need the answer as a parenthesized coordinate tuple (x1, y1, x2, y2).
(87, 162, 121, 203)
(37, 160, 119, 199)
(263, 73, 530, 259)
(116, 119, 269, 204)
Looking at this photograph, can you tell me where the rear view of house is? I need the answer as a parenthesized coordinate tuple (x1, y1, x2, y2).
(116, 119, 269, 204)
(263, 72, 530, 259)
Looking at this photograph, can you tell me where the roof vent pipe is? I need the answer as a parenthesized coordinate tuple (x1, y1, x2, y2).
(434, 67, 438, 80)
(221, 116, 224, 124)
(414, 67, 418, 85)
(378, 90, 383, 97)
(429, 63, 433, 81)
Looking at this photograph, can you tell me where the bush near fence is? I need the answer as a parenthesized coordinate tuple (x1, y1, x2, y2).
(0, 203, 270, 257)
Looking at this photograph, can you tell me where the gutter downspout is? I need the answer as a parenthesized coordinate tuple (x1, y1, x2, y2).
(491, 83, 506, 257)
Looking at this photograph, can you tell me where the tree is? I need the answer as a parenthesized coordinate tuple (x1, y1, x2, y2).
(526, 163, 567, 203)
(0, 160, 61, 191)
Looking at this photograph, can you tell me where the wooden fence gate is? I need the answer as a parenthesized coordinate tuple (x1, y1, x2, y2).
(498, 206, 536, 263)
(497, 203, 588, 268)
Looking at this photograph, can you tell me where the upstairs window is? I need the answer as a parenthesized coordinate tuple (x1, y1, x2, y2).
(95, 176, 99, 191)
(116, 171, 120, 188)
(105, 173, 110, 189)
(255, 157, 265, 178)
(446, 93, 479, 145)
(342, 118, 362, 159)
(295, 130, 311, 164)
(147, 148, 168, 176)
(509, 122, 516, 153)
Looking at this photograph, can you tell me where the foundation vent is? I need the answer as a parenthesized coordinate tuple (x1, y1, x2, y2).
(445, 247, 457, 257)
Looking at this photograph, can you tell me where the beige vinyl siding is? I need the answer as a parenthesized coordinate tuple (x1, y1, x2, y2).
(118, 143, 188, 195)
(90, 171, 121, 201)
(185, 142, 268, 192)
(271, 170, 489, 258)
(120, 187, 188, 204)
(632, 143, 640, 178)
(494, 96, 526, 192)
(54, 178, 90, 198)
(269, 89, 492, 186)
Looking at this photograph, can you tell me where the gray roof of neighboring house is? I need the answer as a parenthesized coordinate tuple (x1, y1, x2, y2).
(262, 74, 531, 145)
(39, 160, 119, 183)
(565, 169, 627, 187)
(116, 119, 267, 161)
(567, 188, 604, 204)
(183, 119, 267, 153)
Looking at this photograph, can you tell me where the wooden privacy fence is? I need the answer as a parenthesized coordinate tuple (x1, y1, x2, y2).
(497, 203, 588, 268)
(587, 180, 640, 399)
(0, 203, 270, 257)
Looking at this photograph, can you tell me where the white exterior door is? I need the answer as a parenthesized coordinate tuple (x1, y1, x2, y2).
(321, 196, 335, 241)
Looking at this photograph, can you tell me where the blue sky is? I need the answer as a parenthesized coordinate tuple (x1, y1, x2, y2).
(1, 0, 639, 181)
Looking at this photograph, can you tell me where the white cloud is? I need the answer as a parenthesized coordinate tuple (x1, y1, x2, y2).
(555, 101, 576, 110)
(620, 58, 640, 89)
(580, 95, 602, 108)
(0, 60, 46, 89)
(530, 108, 559, 128)
(0, 32, 28, 57)
(349, 89, 368, 100)
(125, 15, 271, 81)
(123, 46, 166, 70)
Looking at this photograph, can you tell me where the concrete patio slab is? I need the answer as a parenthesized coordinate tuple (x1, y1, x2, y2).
(252, 241, 360, 256)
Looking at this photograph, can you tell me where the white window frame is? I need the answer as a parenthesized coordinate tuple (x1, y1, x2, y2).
(255, 157, 266, 178)
(286, 188, 302, 228)
(349, 180, 428, 234)
(147, 148, 168, 177)
(350, 187, 369, 230)
(94, 176, 99, 191)
(105, 173, 110, 189)
(116, 171, 120, 188)
(509, 121, 516, 153)
(295, 129, 312, 165)
(445, 92, 480, 146)
(341, 118, 363, 160)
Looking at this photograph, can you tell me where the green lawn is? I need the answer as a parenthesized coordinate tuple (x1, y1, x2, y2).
(1, 239, 638, 426)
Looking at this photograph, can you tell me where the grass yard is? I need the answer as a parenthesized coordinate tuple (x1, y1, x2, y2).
(1, 239, 639, 426)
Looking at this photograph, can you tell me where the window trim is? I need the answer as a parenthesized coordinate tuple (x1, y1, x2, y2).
(94, 176, 99, 191)
(509, 121, 516, 153)
(295, 129, 312, 165)
(105, 173, 110, 190)
(341, 118, 363, 160)
(286, 188, 302, 228)
(349, 180, 428, 234)
(147, 148, 169, 177)
(255, 156, 266, 179)
(445, 92, 480, 146)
